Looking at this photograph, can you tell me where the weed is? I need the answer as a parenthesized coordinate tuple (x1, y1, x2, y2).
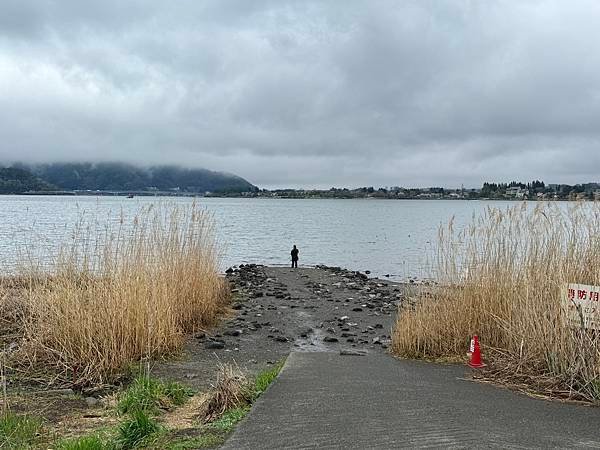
(207, 407, 250, 433)
(249, 360, 284, 401)
(200, 364, 249, 422)
(115, 410, 161, 449)
(118, 375, 193, 415)
(152, 433, 224, 450)
(0, 412, 42, 449)
(55, 434, 108, 450)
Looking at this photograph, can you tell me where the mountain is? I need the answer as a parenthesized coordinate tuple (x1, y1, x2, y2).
(0, 167, 56, 194)
(16, 162, 257, 193)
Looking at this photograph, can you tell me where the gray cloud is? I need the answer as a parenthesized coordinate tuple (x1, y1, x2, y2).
(1, 0, 600, 188)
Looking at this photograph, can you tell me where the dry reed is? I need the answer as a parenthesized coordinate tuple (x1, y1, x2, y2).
(392, 202, 600, 401)
(199, 363, 249, 422)
(11, 203, 229, 386)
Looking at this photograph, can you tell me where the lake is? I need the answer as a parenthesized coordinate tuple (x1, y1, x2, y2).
(0, 195, 532, 280)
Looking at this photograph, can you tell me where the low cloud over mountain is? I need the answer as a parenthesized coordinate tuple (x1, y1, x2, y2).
(1, 1, 600, 188)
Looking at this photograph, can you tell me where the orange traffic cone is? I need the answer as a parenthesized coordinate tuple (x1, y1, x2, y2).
(468, 335, 486, 368)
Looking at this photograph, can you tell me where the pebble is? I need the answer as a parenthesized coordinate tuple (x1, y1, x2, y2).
(225, 329, 243, 337)
(84, 397, 99, 407)
(205, 340, 225, 349)
(340, 349, 367, 356)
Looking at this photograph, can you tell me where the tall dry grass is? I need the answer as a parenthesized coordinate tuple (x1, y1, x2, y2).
(13, 203, 229, 386)
(392, 202, 600, 401)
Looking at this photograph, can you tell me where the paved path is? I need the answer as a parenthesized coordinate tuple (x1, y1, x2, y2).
(224, 352, 600, 449)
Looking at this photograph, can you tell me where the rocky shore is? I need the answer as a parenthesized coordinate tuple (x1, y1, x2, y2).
(153, 264, 409, 388)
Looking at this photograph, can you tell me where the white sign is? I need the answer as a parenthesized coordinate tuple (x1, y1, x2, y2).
(564, 283, 600, 330)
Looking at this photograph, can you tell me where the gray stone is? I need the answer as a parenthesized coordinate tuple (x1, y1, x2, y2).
(84, 397, 99, 407)
(205, 340, 225, 349)
(225, 329, 243, 337)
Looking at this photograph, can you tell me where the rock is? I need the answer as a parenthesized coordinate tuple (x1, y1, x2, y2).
(205, 340, 225, 349)
(339, 315, 349, 321)
(340, 349, 367, 356)
(365, 270, 371, 275)
(225, 267, 234, 274)
(352, 307, 363, 312)
(84, 397, 99, 407)
(275, 336, 289, 342)
(372, 337, 382, 345)
(323, 336, 339, 343)
(184, 373, 198, 379)
(299, 328, 313, 338)
(341, 332, 356, 338)
(374, 323, 383, 329)
(225, 329, 243, 337)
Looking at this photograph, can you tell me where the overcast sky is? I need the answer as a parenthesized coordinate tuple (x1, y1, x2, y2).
(1, 1, 599, 188)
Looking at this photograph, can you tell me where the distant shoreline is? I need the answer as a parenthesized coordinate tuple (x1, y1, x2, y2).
(0, 191, 587, 201)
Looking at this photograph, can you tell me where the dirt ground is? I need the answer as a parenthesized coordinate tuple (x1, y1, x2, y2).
(152, 265, 409, 389)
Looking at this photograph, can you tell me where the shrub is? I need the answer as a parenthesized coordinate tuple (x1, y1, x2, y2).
(200, 364, 249, 423)
(392, 202, 600, 401)
(15, 203, 229, 386)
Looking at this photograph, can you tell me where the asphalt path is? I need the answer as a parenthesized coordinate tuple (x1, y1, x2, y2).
(223, 352, 600, 449)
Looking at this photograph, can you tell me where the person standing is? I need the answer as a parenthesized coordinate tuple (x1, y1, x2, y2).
(291, 245, 299, 268)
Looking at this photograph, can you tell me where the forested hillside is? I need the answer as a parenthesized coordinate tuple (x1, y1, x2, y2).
(0, 167, 56, 194)
(15, 162, 257, 193)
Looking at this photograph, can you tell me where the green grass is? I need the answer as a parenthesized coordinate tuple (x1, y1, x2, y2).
(151, 433, 224, 450)
(117, 375, 193, 415)
(47, 363, 285, 450)
(0, 412, 42, 449)
(207, 406, 250, 434)
(114, 410, 162, 449)
(55, 434, 108, 450)
(249, 360, 285, 401)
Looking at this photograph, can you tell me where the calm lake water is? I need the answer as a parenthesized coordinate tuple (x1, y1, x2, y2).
(0, 196, 536, 280)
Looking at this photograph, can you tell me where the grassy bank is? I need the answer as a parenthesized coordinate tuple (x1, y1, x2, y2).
(392, 202, 600, 401)
(4, 203, 229, 386)
(0, 361, 285, 449)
